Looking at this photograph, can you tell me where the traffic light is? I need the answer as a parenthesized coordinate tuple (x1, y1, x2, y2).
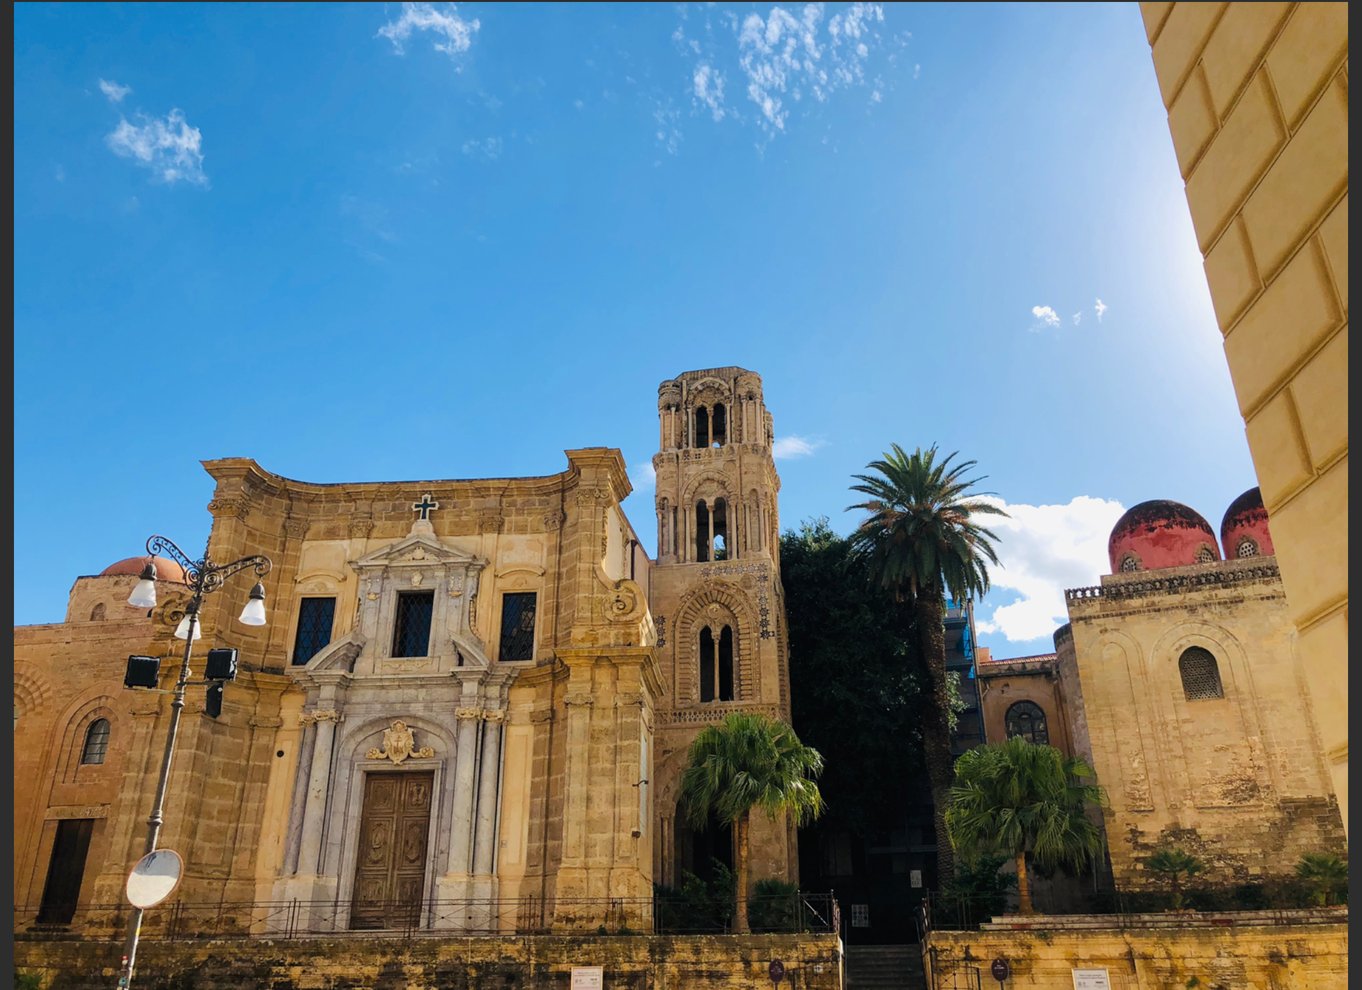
(124, 655, 161, 689)
(205, 648, 238, 681)
(205, 682, 224, 719)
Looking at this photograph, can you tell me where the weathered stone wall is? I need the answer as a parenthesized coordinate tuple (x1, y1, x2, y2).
(1062, 556, 1344, 890)
(976, 655, 1074, 757)
(926, 914, 1347, 990)
(13, 933, 844, 990)
(1139, 1, 1349, 833)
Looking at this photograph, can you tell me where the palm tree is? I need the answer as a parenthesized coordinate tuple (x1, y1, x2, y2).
(848, 443, 1007, 882)
(1295, 852, 1348, 907)
(1144, 847, 1204, 910)
(944, 737, 1104, 915)
(678, 712, 826, 933)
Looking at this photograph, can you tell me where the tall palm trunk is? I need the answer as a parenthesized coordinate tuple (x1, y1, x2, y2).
(914, 592, 955, 885)
(1015, 853, 1033, 915)
(734, 812, 751, 934)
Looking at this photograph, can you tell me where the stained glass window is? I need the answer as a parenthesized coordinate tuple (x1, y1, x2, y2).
(499, 592, 537, 662)
(292, 597, 336, 666)
(392, 591, 435, 658)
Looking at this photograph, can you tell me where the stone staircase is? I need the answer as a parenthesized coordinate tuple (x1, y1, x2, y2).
(845, 944, 926, 990)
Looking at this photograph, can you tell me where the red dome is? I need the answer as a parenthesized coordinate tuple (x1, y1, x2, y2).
(1221, 487, 1274, 559)
(1108, 500, 1221, 573)
(99, 555, 188, 583)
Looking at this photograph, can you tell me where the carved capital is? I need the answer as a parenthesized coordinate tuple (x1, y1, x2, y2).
(614, 693, 643, 709)
(564, 693, 595, 709)
(481, 709, 506, 723)
(478, 511, 505, 533)
(455, 707, 484, 721)
(207, 497, 246, 518)
(543, 511, 564, 532)
(298, 709, 341, 725)
(529, 707, 555, 724)
(283, 517, 309, 539)
(574, 487, 610, 506)
(348, 519, 374, 538)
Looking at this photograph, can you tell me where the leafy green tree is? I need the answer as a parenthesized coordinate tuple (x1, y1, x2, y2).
(679, 712, 826, 933)
(1144, 847, 1205, 910)
(849, 444, 1007, 881)
(1295, 852, 1348, 906)
(783, 518, 928, 841)
(945, 737, 1104, 914)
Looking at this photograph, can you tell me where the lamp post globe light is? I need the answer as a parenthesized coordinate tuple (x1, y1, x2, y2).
(117, 534, 272, 990)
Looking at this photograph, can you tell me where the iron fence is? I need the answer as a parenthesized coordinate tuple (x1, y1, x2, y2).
(13, 891, 839, 941)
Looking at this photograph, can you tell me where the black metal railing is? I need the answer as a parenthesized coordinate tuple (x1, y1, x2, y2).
(13, 892, 840, 941)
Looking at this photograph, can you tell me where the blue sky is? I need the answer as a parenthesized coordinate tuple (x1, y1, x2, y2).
(14, 3, 1257, 656)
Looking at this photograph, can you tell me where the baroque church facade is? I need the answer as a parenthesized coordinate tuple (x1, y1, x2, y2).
(13, 366, 795, 936)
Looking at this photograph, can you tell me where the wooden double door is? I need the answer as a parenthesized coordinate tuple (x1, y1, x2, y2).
(350, 772, 434, 930)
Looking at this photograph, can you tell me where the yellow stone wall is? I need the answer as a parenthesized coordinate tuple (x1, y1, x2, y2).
(1140, 0, 1348, 832)
(927, 917, 1347, 990)
(1063, 556, 1345, 889)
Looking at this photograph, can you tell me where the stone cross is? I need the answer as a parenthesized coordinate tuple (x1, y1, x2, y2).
(412, 493, 440, 521)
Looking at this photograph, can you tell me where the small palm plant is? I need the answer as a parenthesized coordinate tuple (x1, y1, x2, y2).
(1295, 852, 1348, 907)
(1145, 847, 1204, 910)
(679, 712, 825, 933)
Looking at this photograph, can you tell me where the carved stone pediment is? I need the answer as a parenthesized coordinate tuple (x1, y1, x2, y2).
(352, 533, 485, 571)
(297, 633, 365, 675)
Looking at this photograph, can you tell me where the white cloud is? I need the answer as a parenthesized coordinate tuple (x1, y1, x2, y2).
(1094, 298, 1108, 322)
(1072, 311, 1082, 326)
(693, 62, 727, 121)
(673, 2, 895, 139)
(653, 101, 682, 155)
(772, 434, 826, 459)
(99, 79, 132, 103)
(1031, 305, 1061, 328)
(460, 136, 503, 161)
(378, 2, 480, 61)
(972, 495, 1126, 644)
(106, 109, 207, 186)
(630, 460, 657, 491)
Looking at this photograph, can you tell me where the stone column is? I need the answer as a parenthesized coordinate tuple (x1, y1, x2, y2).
(448, 707, 483, 877)
(293, 709, 340, 876)
(472, 711, 504, 876)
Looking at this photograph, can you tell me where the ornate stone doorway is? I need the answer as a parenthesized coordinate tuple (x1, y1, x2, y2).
(350, 772, 434, 929)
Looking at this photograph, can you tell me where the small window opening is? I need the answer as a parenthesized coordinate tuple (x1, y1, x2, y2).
(718, 625, 735, 701)
(711, 403, 727, 447)
(1004, 701, 1048, 745)
(1236, 537, 1259, 558)
(81, 719, 111, 765)
(392, 591, 435, 658)
(695, 501, 710, 562)
(699, 627, 716, 702)
(1119, 554, 1140, 572)
(1179, 647, 1224, 700)
(1195, 545, 1216, 564)
(712, 498, 728, 561)
(694, 407, 710, 449)
(89, 603, 106, 622)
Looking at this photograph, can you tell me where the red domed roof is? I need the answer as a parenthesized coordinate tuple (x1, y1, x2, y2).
(1108, 500, 1221, 573)
(99, 555, 188, 583)
(1221, 487, 1274, 559)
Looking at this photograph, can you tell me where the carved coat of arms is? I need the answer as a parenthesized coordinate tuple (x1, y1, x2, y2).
(366, 720, 434, 765)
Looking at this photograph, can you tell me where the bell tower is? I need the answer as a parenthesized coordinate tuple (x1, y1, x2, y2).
(648, 367, 795, 887)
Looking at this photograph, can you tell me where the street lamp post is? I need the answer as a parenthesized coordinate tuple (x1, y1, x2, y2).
(117, 534, 272, 990)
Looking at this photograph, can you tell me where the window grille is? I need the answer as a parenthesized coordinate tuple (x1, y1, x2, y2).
(1179, 647, 1224, 700)
(1119, 554, 1140, 572)
(392, 591, 435, 658)
(292, 597, 336, 666)
(499, 592, 538, 662)
(1004, 701, 1048, 745)
(81, 719, 111, 765)
(1195, 545, 1216, 563)
(1236, 537, 1259, 558)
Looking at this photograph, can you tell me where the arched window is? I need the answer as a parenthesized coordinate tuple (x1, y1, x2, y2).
(711, 403, 727, 447)
(712, 497, 728, 560)
(695, 500, 711, 562)
(694, 406, 710, 448)
(80, 719, 111, 765)
(1194, 545, 1216, 564)
(1004, 701, 1048, 745)
(699, 624, 736, 702)
(89, 603, 106, 622)
(1236, 537, 1259, 558)
(1179, 647, 1224, 700)
(1119, 554, 1140, 572)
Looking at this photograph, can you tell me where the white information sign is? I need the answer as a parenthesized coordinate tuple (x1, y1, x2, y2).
(910, 869, 923, 888)
(571, 966, 604, 990)
(1072, 968, 1111, 990)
